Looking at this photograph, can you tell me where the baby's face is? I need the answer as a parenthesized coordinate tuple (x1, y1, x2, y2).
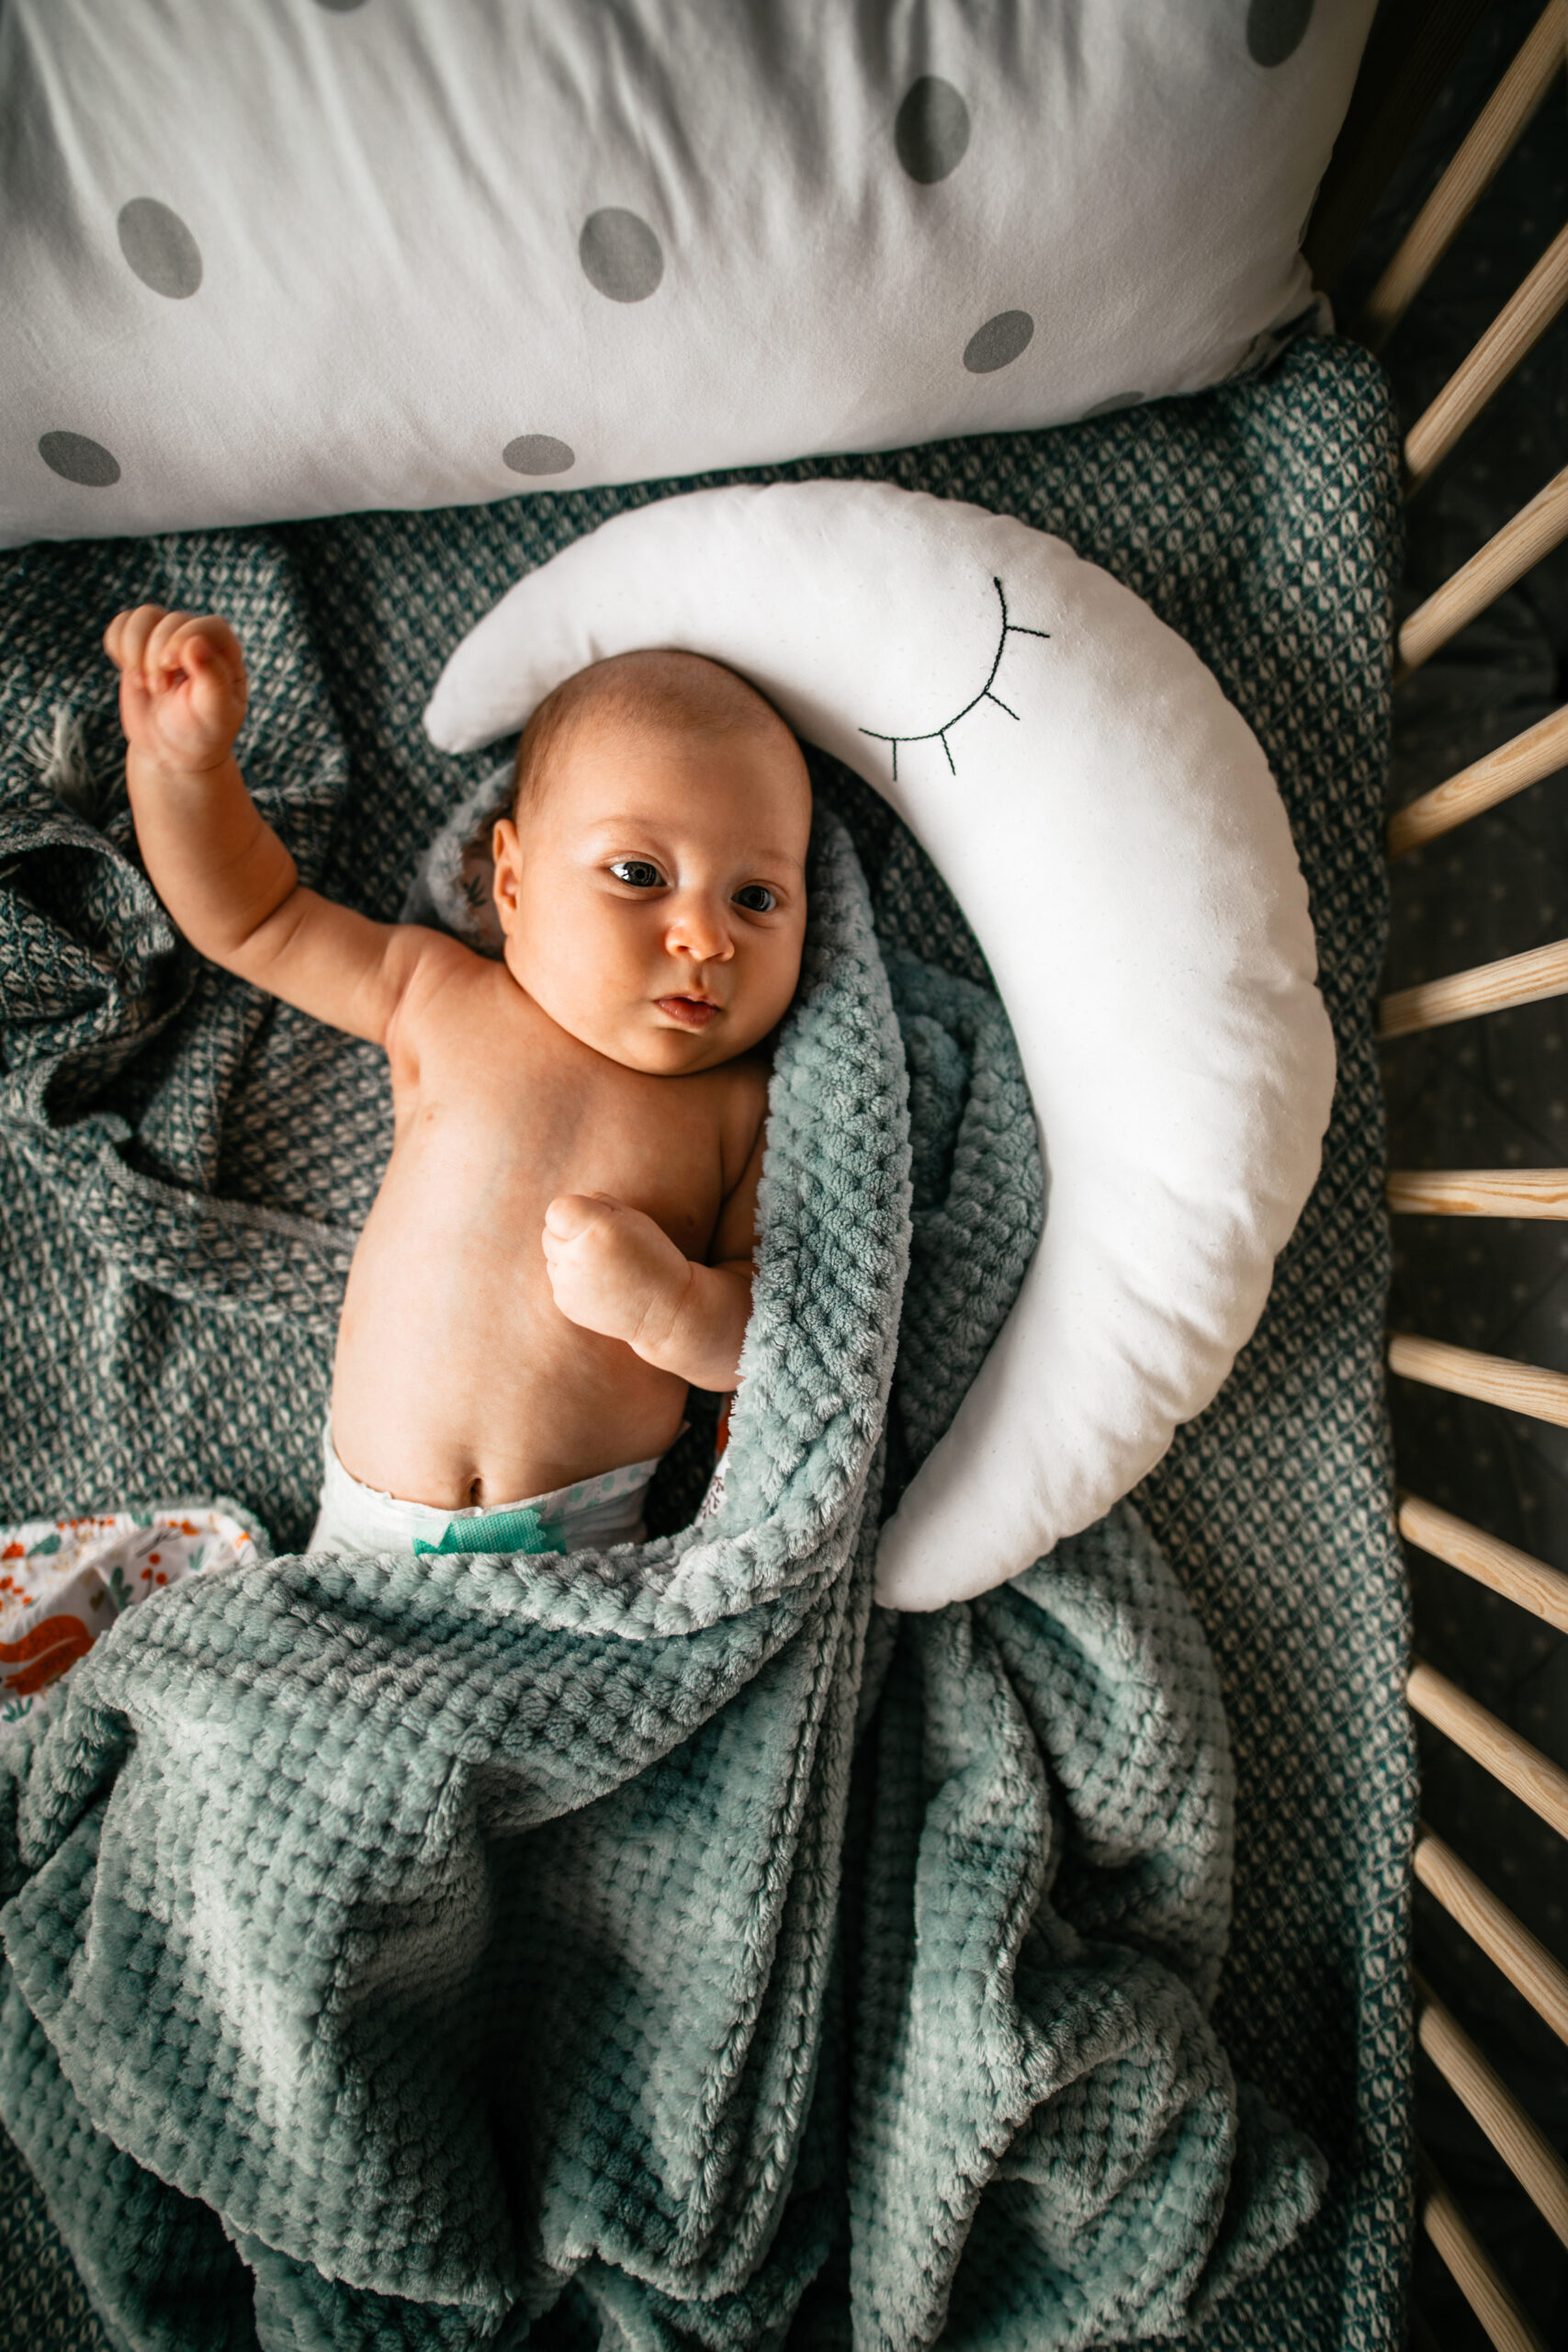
(491, 709, 810, 1075)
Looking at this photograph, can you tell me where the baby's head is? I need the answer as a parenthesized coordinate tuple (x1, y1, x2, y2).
(491, 650, 810, 1076)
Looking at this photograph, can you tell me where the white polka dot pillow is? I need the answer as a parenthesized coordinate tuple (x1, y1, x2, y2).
(3, 0, 1371, 547)
(423, 480, 1337, 1611)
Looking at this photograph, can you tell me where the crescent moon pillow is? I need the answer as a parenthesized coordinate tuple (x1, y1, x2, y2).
(423, 481, 1336, 1611)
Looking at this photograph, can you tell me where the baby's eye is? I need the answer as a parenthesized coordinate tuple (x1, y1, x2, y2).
(733, 884, 777, 913)
(609, 859, 665, 889)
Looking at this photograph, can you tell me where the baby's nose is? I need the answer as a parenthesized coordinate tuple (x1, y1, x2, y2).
(666, 898, 733, 960)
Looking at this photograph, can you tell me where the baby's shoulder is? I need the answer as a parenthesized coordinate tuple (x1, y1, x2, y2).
(384, 932, 513, 1070)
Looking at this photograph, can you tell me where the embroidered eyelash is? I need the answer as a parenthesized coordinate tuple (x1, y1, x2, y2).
(859, 576, 1049, 781)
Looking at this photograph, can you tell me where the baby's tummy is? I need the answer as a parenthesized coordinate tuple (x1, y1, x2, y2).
(329, 1200, 691, 1511)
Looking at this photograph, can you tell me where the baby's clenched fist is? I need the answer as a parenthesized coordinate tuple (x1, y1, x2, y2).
(104, 605, 248, 777)
(542, 1193, 693, 1356)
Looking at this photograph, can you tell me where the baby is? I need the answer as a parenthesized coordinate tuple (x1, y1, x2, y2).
(105, 606, 811, 1556)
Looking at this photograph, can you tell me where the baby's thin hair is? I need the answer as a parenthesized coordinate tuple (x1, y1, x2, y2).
(512, 649, 793, 819)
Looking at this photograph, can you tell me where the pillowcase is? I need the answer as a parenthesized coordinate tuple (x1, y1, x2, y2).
(422, 480, 1337, 1610)
(2, 0, 1372, 548)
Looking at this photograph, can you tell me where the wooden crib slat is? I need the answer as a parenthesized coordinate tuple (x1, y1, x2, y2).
(1404, 222, 1568, 496)
(1408, 1659, 1568, 1839)
(1397, 465, 1568, 680)
(1398, 1494, 1568, 1636)
(1387, 1167, 1568, 1217)
(1415, 1829, 1568, 2046)
(1388, 704, 1568, 858)
(1416, 1974, 1568, 2247)
(1389, 1334, 1568, 1429)
(1418, 2150, 1550, 2352)
(1380, 934, 1568, 1036)
(1359, 0, 1567, 349)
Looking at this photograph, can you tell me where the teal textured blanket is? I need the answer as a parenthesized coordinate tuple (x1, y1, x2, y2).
(0, 335, 1412, 2349)
(0, 809, 1320, 2349)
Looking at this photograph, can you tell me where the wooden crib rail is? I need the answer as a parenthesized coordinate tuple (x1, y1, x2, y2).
(1358, 0, 1567, 350)
(1386, 1167, 1568, 1219)
(1389, 705, 1568, 859)
(1396, 463, 1568, 680)
(1417, 2148, 1550, 2352)
(1398, 1493, 1568, 1635)
(1408, 1658, 1568, 1838)
(1380, 933, 1568, 1036)
(1390, 1334, 1568, 1427)
(1416, 1974, 1568, 2249)
(1404, 223, 1568, 495)
(1414, 1828, 1568, 2047)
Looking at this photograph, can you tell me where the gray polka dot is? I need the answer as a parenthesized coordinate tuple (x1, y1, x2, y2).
(39, 431, 120, 488)
(1247, 0, 1313, 67)
(117, 198, 202, 300)
(579, 209, 663, 303)
(314, 0, 369, 11)
(963, 310, 1033, 374)
(895, 76, 970, 183)
(1083, 391, 1145, 417)
(503, 435, 575, 477)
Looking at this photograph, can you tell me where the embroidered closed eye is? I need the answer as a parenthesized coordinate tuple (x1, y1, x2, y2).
(860, 577, 1049, 780)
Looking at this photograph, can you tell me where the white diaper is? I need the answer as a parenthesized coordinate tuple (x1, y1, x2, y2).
(310, 1426, 661, 1558)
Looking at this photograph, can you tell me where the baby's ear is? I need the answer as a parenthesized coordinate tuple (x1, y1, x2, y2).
(490, 815, 523, 928)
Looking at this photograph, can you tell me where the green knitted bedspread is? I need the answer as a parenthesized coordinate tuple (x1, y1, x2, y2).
(0, 334, 1411, 2350)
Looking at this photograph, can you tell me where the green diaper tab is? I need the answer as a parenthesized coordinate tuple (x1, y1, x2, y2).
(412, 1505, 561, 1556)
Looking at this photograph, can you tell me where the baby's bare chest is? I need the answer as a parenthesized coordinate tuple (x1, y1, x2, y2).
(387, 1036, 731, 1262)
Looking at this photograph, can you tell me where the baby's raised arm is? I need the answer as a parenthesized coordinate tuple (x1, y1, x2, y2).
(107, 605, 444, 1046)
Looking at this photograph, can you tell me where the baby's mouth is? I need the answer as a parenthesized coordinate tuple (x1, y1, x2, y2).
(656, 994, 721, 1030)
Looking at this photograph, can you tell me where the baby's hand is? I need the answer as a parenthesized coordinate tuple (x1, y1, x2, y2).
(542, 1193, 692, 1352)
(104, 605, 248, 776)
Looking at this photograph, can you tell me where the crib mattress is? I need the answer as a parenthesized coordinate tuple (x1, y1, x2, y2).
(0, 333, 1410, 2351)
